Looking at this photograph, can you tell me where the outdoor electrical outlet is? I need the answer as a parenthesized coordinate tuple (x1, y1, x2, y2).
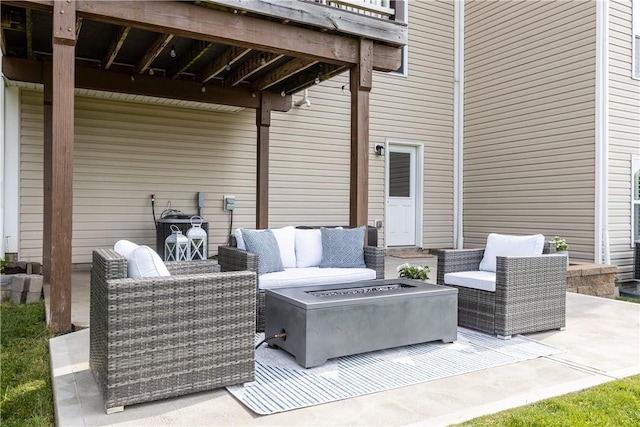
(375, 220, 383, 229)
(223, 195, 236, 211)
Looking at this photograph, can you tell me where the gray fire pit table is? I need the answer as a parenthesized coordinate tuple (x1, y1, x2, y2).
(265, 279, 458, 368)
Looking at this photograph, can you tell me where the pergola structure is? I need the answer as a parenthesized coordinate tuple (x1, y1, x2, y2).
(1, 0, 406, 333)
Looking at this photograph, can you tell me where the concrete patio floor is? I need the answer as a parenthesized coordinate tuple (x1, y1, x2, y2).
(45, 255, 640, 426)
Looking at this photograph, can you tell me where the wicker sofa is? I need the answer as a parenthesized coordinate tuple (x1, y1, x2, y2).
(90, 248, 256, 413)
(437, 236, 566, 339)
(218, 226, 385, 331)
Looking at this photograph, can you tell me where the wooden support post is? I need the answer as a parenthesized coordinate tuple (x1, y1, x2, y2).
(43, 64, 52, 285)
(256, 93, 271, 229)
(46, 0, 76, 333)
(349, 40, 373, 231)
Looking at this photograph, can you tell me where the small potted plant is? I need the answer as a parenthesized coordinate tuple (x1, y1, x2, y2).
(553, 236, 569, 267)
(397, 262, 430, 281)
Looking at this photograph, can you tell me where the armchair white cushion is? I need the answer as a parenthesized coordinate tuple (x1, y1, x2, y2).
(479, 233, 545, 273)
(114, 240, 170, 278)
(443, 270, 497, 292)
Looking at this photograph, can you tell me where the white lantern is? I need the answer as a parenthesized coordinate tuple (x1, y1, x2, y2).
(165, 225, 190, 261)
(187, 216, 208, 260)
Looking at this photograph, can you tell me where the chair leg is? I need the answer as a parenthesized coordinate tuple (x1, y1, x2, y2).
(106, 405, 124, 414)
(497, 334, 512, 340)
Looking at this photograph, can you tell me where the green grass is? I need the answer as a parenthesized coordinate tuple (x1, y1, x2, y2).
(617, 296, 640, 304)
(454, 375, 640, 427)
(0, 301, 54, 427)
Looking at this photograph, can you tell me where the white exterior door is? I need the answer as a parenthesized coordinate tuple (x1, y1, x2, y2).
(386, 145, 417, 246)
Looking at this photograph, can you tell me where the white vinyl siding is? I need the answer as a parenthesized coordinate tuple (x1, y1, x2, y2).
(20, 91, 258, 264)
(269, 0, 455, 249)
(464, 0, 597, 260)
(609, 0, 640, 281)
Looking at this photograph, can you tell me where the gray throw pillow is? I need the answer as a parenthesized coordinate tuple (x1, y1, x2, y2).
(319, 226, 366, 268)
(241, 229, 284, 275)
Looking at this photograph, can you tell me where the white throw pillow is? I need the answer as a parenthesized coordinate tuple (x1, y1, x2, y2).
(271, 226, 297, 268)
(114, 240, 170, 278)
(295, 229, 323, 268)
(127, 246, 171, 278)
(479, 233, 545, 273)
(114, 239, 140, 258)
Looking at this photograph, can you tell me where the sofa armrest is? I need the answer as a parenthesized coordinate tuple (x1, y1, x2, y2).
(92, 249, 127, 281)
(218, 245, 259, 273)
(494, 255, 567, 332)
(165, 259, 220, 275)
(364, 246, 385, 279)
(437, 248, 485, 285)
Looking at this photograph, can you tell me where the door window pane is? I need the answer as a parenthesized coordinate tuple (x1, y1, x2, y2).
(389, 152, 410, 197)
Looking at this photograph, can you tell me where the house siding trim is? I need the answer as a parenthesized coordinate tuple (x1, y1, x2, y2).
(2, 86, 20, 255)
(454, 0, 465, 249)
(596, 0, 611, 264)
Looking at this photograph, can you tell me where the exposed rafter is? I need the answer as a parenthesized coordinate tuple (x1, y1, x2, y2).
(135, 33, 173, 74)
(167, 40, 214, 79)
(75, 17, 83, 38)
(277, 63, 348, 95)
(252, 57, 317, 92)
(101, 26, 130, 70)
(225, 51, 283, 87)
(196, 46, 251, 83)
(25, 9, 33, 59)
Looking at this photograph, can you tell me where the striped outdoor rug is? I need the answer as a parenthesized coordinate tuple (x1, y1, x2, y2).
(226, 328, 563, 415)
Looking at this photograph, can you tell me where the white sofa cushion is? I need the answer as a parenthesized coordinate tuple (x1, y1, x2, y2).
(444, 270, 497, 292)
(479, 233, 545, 273)
(114, 240, 171, 279)
(259, 267, 376, 290)
(271, 226, 296, 268)
(294, 229, 323, 268)
(236, 227, 297, 268)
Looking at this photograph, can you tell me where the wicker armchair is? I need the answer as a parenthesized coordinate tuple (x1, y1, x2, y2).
(437, 241, 566, 338)
(90, 248, 256, 413)
(218, 232, 386, 332)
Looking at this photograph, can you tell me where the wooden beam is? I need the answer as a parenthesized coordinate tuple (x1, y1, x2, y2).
(225, 51, 283, 87)
(26, 9, 33, 59)
(48, 0, 76, 334)
(196, 45, 251, 83)
(2, 57, 293, 112)
(135, 33, 173, 74)
(252, 57, 317, 92)
(349, 40, 372, 229)
(256, 93, 271, 229)
(101, 26, 130, 70)
(167, 39, 214, 79)
(201, 0, 407, 46)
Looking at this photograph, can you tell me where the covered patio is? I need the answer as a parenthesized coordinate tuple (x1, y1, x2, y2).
(46, 255, 640, 425)
(1, 0, 407, 333)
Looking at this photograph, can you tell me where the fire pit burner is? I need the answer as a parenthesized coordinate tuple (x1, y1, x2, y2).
(307, 284, 411, 297)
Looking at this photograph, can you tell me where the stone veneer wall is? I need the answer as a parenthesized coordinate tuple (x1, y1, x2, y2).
(566, 263, 618, 298)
